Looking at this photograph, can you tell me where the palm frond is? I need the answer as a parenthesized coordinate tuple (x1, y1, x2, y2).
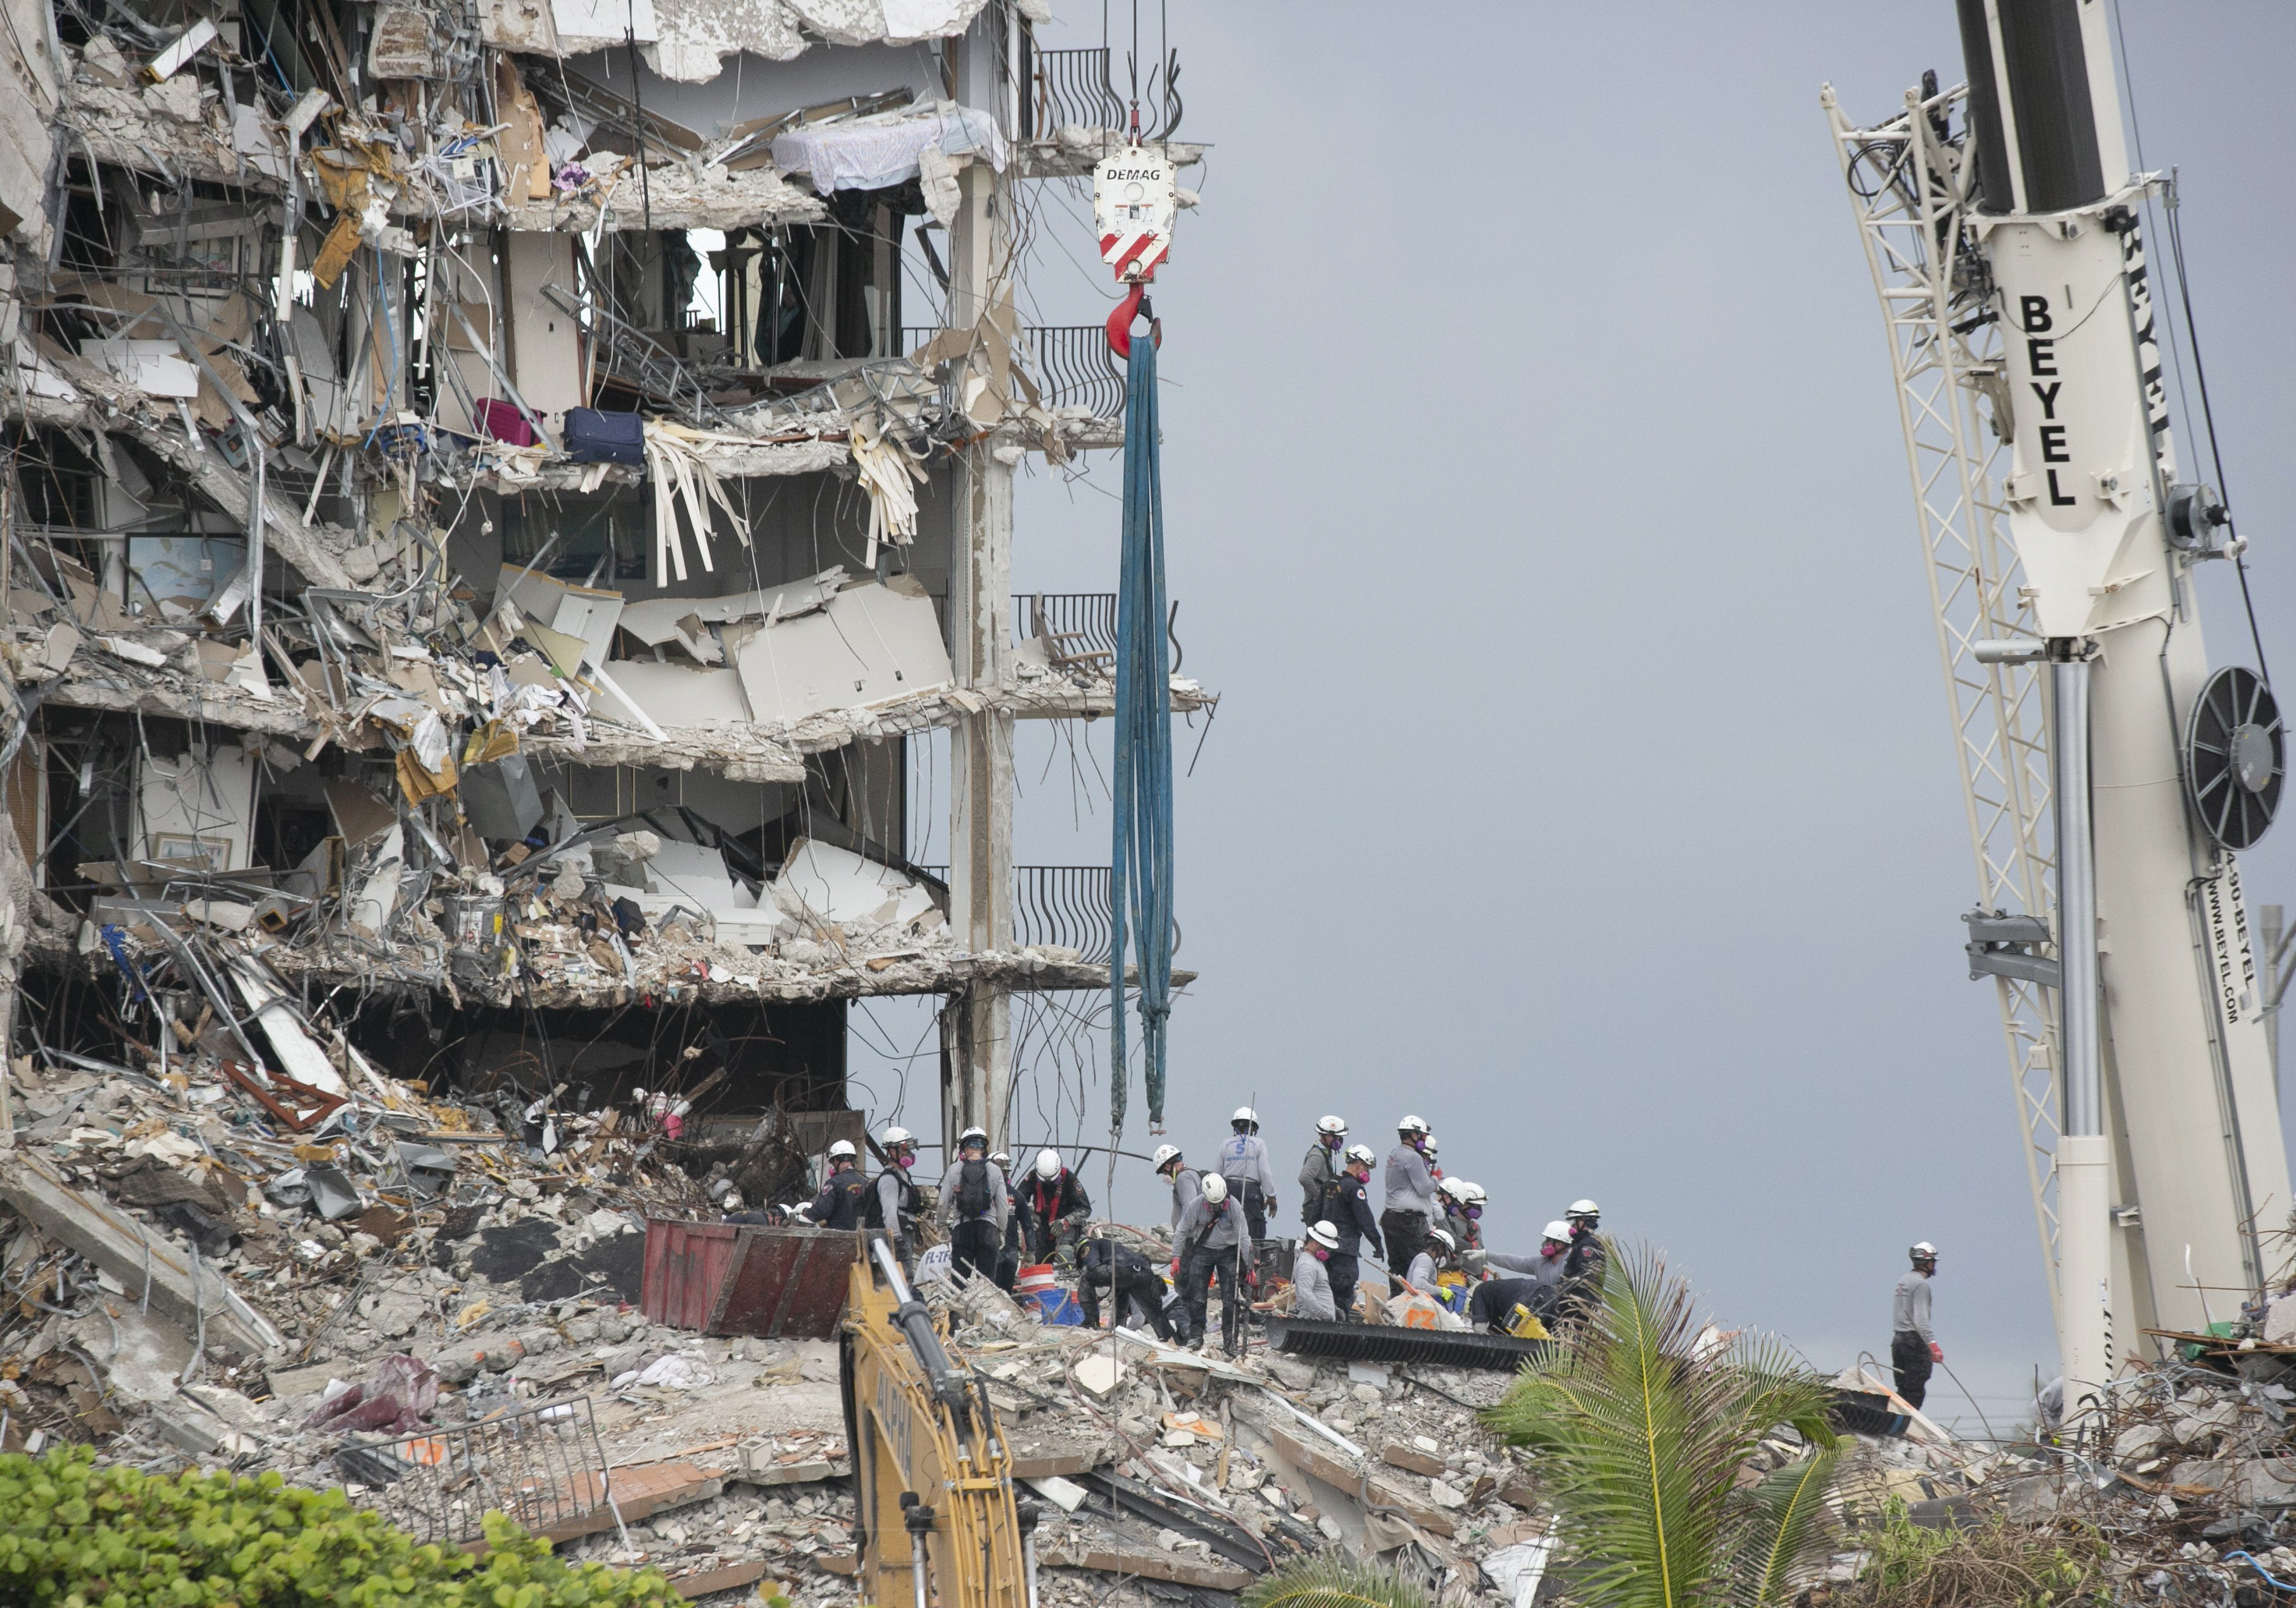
(1240, 1555, 1429, 1608)
(1482, 1241, 1845, 1608)
(1724, 1448, 1842, 1608)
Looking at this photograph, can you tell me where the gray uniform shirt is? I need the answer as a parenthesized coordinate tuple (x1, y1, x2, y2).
(1299, 1142, 1342, 1199)
(937, 1159, 1010, 1234)
(1892, 1270, 1935, 1343)
(1487, 1249, 1568, 1291)
(876, 1168, 916, 1234)
(1406, 1250, 1439, 1291)
(1384, 1144, 1435, 1219)
(1292, 1250, 1336, 1320)
(1168, 1165, 1204, 1229)
(1175, 1195, 1247, 1253)
(1218, 1133, 1277, 1194)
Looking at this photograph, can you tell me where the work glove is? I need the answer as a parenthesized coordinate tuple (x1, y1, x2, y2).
(1929, 1343, 1944, 1363)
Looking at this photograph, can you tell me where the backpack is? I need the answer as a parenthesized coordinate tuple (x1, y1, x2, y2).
(956, 1159, 992, 1218)
(864, 1168, 911, 1229)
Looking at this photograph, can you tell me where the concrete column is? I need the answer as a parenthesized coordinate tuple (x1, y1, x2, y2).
(944, 447, 1014, 1149)
(943, 153, 1015, 1149)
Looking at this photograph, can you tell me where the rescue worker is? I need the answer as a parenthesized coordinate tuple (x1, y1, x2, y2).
(1469, 1220, 1572, 1331)
(1382, 1116, 1437, 1284)
(1891, 1241, 1942, 1409)
(990, 1151, 1030, 1291)
(719, 1189, 777, 1225)
(1218, 1107, 1278, 1242)
(937, 1127, 1009, 1285)
(1173, 1174, 1249, 1355)
(1436, 1177, 1484, 1253)
(1298, 1115, 1347, 1228)
(797, 1139, 869, 1229)
(1154, 1143, 1202, 1228)
(1292, 1221, 1340, 1321)
(1023, 1149, 1093, 1265)
(1559, 1198, 1606, 1320)
(1080, 1227, 1176, 1340)
(865, 1126, 922, 1265)
(1405, 1226, 1456, 1296)
(1323, 1143, 1382, 1323)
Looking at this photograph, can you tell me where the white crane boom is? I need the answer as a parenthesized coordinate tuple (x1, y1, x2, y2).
(1827, 0, 2290, 1425)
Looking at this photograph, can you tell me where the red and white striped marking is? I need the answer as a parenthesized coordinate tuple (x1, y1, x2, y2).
(1101, 229, 1168, 282)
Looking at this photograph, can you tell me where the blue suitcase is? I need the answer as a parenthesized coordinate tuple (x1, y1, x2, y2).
(564, 408, 645, 464)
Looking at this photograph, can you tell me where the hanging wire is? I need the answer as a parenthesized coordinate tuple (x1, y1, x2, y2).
(2109, 0, 2272, 687)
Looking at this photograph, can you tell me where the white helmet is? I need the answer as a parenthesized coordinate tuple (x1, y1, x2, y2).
(1437, 1177, 1471, 1204)
(1344, 1143, 1375, 1167)
(1542, 1220, 1573, 1244)
(1035, 1149, 1063, 1180)
(1151, 1144, 1183, 1172)
(989, 1152, 1012, 1170)
(1567, 1198, 1599, 1222)
(828, 1139, 857, 1160)
(1427, 1227, 1455, 1255)
(1397, 1115, 1429, 1136)
(1232, 1106, 1259, 1128)
(1201, 1174, 1229, 1204)
(1461, 1182, 1489, 1206)
(1423, 1136, 1439, 1156)
(1306, 1221, 1340, 1250)
(957, 1125, 989, 1151)
(881, 1125, 915, 1149)
(1315, 1115, 1347, 1136)
(1910, 1241, 1938, 1262)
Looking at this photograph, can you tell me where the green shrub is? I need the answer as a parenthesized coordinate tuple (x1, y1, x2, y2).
(1841, 1501, 2109, 1608)
(0, 1447, 690, 1608)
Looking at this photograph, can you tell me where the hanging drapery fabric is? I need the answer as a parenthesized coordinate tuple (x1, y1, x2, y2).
(1107, 313, 1174, 1139)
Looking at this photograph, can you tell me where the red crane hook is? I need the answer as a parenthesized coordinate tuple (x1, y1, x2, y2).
(1106, 285, 1161, 358)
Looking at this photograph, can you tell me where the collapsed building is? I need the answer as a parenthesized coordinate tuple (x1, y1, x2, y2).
(0, 0, 1211, 1154)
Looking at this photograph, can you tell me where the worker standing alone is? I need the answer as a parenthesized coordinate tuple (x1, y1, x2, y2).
(1218, 1108, 1278, 1241)
(937, 1127, 1009, 1285)
(1892, 1242, 1943, 1409)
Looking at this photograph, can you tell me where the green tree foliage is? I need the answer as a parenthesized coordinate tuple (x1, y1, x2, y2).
(1480, 1242, 1842, 1608)
(0, 1447, 695, 1608)
(1240, 1555, 1429, 1608)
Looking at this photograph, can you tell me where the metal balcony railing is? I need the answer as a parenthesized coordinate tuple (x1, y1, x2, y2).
(902, 325, 1125, 420)
(912, 864, 1177, 966)
(1018, 593, 1182, 676)
(1019, 43, 1182, 142)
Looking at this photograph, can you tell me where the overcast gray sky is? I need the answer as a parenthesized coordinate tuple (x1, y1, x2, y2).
(850, 3, 2296, 1431)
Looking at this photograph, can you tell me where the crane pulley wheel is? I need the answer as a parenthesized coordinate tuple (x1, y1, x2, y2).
(2185, 664, 2285, 851)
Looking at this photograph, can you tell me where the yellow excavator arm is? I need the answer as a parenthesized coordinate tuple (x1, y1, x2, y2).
(840, 1232, 1040, 1608)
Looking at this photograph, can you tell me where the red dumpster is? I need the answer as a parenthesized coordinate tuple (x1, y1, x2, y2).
(641, 1220, 854, 1339)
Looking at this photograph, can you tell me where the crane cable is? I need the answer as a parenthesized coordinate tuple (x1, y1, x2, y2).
(1107, 298, 1173, 1141)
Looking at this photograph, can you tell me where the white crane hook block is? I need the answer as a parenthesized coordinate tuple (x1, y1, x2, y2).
(1094, 147, 1176, 284)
